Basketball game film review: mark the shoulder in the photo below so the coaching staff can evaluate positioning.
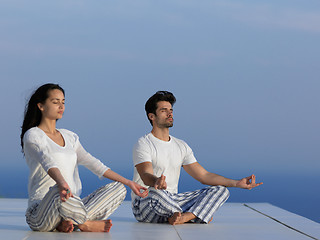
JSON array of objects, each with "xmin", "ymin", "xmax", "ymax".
[
  {"xmin": 171, "ymin": 135, "xmax": 193, "ymax": 151},
  {"xmin": 136, "ymin": 133, "xmax": 152, "ymax": 145},
  {"xmin": 133, "ymin": 134, "xmax": 152, "ymax": 150},
  {"xmin": 171, "ymin": 135, "xmax": 189, "ymax": 146},
  {"xmin": 23, "ymin": 127, "xmax": 44, "ymax": 144}
]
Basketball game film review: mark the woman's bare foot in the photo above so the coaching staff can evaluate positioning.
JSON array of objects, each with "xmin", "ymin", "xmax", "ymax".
[
  {"xmin": 168, "ymin": 212, "xmax": 196, "ymax": 225},
  {"xmin": 78, "ymin": 220, "xmax": 113, "ymax": 232},
  {"xmin": 168, "ymin": 212, "xmax": 181, "ymax": 225},
  {"xmin": 56, "ymin": 220, "xmax": 74, "ymax": 233}
]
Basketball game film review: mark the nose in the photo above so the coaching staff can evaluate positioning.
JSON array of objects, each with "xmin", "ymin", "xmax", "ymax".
[{"xmin": 59, "ymin": 103, "xmax": 64, "ymax": 109}]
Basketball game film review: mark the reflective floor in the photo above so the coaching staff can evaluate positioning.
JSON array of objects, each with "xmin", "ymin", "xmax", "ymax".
[{"xmin": 0, "ymin": 199, "xmax": 319, "ymax": 240}]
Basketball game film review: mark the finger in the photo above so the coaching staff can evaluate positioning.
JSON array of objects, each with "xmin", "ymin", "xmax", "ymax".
[
  {"xmin": 158, "ymin": 176, "xmax": 165, "ymax": 186},
  {"xmin": 251, "ymin": 174, "xmax": 256, "ymax": 184},
  {"xmin": 139, "ymin": 186, "xmax": 148, "ymax": 193},
  {"xmin": 140, "ymin": 189, "xmax": 149, "ymax": 198},
  {"xmin": 60, "ymin": 195, "xmax": 67, "ymax": 202},
  {"xmin": 246, "ymin": 175, "xmax": 253, "ymax": 180},
  {"xmin": 160, "ymin": 175, "xmax": 165, "ymax": 184},
  {"xmin": 159, "ymin": 179, "xmax": 165, "ymax": 187},
  {"xmin": 141, "ymin": 189, "xmax": 149, "ymax": 197},
  {"xmin": 164, "ymin": 182, "xmax": 167, "ymax": 189},
  {"xmin": 159, "ymin": 180, "xmax": 167, "ymax": 189}
]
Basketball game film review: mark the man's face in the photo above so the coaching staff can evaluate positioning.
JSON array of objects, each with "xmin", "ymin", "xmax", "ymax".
[{"xmin": 151, "ymin": 101, "xmax": 174, "ymax": 128}]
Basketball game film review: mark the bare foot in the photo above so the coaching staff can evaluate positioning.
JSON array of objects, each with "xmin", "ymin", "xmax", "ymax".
[
  {"xmin": 56, "ymin": 220, "xmax": 74, "ymax": 233},
  {"xmin": 168, "ymin": 212, "xmax": 196, "ymax": 225},
  {"xmin": 78, "ymin": 220, "xmax": 113, "ymax": 232},
  {"xmin": 168, "ymin": 212, "xmax": 181, "ymax": 225}
]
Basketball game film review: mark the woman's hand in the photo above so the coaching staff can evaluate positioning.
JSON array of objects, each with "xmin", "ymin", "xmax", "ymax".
[
  {"xmin": 127, "ymin": 180, "xmax": 149, "ymax": 198},
  {"xmin": 58, "ymin": 182, "xmax": 74, "ymax": 202}
]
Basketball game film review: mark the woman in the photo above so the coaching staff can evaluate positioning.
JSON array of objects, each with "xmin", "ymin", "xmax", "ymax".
[{"xmin": 21, "ymin": 83, "xmax": 148, "ymax": 233}]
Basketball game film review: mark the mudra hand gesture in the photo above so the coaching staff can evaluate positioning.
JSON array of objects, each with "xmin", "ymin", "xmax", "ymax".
[{"xmin": 236, "ymin": 174, "xmax": 263, "ymax": 190}]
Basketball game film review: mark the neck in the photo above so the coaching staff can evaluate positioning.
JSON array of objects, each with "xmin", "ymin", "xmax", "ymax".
[
  {"xmin": 151, "ymin": 127, "xmax": 170, "ymax": 142},
  {"xmin": 38, "ymin": 119, "xmax": 57, "ymax": 134}
]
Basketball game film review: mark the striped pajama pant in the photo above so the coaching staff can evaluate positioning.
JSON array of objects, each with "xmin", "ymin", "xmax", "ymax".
[
  {"xmin": 25, "ymin": 181, "xmax": 126, "ymax": 232},
  {"xmin": 132, "ymin": 185, "xmax": 229, "ymax": 224}
]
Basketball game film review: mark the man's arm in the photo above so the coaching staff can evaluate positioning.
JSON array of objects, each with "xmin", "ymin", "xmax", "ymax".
[
  {"xmin": 183, "ymin": 162, "xmax": 263, "ymax": 189},
  {"xmin": 135, "ymin": 162, "xmax": 167, "ymax": 189}
]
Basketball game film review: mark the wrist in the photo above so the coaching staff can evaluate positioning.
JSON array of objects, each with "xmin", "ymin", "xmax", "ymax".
[
  {"xmin": 57, "ymin": 180, "xmax": 67, "ymax": 187},
  {"xmin": 232, "ymin": 180, "xmax": 239, "ymax": 188},
  {"xmin": 123, "ymin": 179, "xmax": 131, "ymax": 186}
]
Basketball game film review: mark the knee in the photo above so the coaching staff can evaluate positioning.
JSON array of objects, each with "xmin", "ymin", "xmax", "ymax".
[
  {"xmin": 218, "ymin": 186, "xmax": 230, "ymax": 200},
  {"xmin": 222, "ymin": 186, "xmax": 230, "ymax": 198},
  {"xmin": 208, "ymin": 185, "xmax": 230, "ymax": 198},
  {"xmin": 113, "ymin": 182, "xmax": 127, "ymax": 199},
  {"xmin": 148, "ymin": 188, "xmax": 168, "ymax": 200}
]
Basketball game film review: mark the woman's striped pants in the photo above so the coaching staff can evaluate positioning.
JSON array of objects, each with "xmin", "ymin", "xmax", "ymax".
[{"xmin": 26, "ymin": 181, "xmax": 126, "ymax": 231}]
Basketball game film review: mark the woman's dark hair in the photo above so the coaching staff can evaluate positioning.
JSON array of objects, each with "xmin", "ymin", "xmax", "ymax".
[
  {"xmin": 145, "ymin": 91, "xmax": 176, "ymax": 126},
  {"xmin": 20, "ymin": 83, "xmax": 65, "ymax": 150}
]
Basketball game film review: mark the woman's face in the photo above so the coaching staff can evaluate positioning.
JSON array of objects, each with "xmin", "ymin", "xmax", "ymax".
[{"xmin": 38, "ymin": 89, "xmax": 65, "ymax": 121}]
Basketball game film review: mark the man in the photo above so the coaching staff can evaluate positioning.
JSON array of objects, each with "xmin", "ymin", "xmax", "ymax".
[{"xmin": 131, "ymin": 91, "xmax": 262, "ymax": 225}]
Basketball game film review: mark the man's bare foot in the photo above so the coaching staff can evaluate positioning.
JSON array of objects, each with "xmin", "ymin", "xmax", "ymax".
[
  {"xmin": 56, "ymin": 220, "xmax": 74, "ymax": 233},
  {"xmin": 168, "ymin": 212, "xmax": 196, "ymax": 225},
  {"xmin": 78, "ymin": 220, "xmax": 113, "ymax": 232}
]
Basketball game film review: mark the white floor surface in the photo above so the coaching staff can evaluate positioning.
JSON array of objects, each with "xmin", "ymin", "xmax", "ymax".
[{"xmin": 0, "ymin": 199, "xmax": 319, "ymax": 240}]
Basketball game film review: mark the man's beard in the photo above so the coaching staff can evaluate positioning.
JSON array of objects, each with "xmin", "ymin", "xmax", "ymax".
[
  {"xmin": 162, "ymin": 120, "xmax": 173, "ymax": 128},
  {"xmin": 158, "ymin": 120, "xmax": 173, "ymax": 128}
]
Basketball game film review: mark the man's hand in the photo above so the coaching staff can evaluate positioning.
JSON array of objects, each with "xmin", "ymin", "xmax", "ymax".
[
  {"xmin": 128, "ymin": 181, "xmax": 149, "ymax": 198},
  {"xmin": 154, "ymin": 174, "xmax": 167, "ymax": 190},
  {"xmin": 236, "ymin": 174, "xmax": 263, "ymax": 190}
]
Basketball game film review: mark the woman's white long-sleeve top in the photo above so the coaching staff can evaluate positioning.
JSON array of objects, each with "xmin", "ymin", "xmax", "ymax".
[{"xmin": 23, "ymin": 127, "xmax": 109, "ymax": 207}]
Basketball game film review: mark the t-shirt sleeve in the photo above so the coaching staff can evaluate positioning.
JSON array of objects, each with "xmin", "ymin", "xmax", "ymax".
[
  {"xmin": 23, "ymin": 132, "xmax": 58, "ymax": 172},
  {"xmin": 133, "ymin": 138, "xmax": 152, "ymax": 166},
  {"xmin": 74, "ymin": 134, "xmax": 109, "ymax": 179},
  {"xmin": 182, "ymin": 141, "xmax": 197, "ymax": 166}
]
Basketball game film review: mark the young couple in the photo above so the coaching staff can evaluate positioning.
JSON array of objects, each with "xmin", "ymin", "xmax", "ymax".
[{"xmin": 21, "ymin": 84, "xmax": 262, "ymax": 233}]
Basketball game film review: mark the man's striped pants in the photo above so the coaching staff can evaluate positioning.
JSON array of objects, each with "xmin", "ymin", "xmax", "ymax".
[{"xmin": 132, "ymin": 185, "xmax": 229, "ymax": 224}]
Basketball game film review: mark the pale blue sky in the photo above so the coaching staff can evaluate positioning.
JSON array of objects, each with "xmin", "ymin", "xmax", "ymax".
[{"xmin": 0, "ymin": 0, "xmax": 319, "ymax": 221}]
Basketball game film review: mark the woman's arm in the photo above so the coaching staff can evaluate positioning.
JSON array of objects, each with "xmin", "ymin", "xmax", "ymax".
[
  {"xmin": 48, "ymin": 167, "xmax": 73, "ymax": 201},
  {"xmin": 103, "ymin": 169, "xmax": 148, "ymax": 198}
]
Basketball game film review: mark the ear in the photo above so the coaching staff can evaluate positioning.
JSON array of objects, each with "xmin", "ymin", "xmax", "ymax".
[
  {"xmin": 148, "ymin": 113, "xmax": 155, "ymax": 122},
  {"xmin": 37, "ymin": 103, "xmax": 44, "ymax": 112}
]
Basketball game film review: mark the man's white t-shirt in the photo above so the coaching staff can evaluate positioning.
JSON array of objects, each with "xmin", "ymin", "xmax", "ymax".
[
  {"xmin": 132, "ymin": 133, "xmax": 197, "ymax": 200},
  {"xmin": 23, "ymin": 127, "xmax": 109, "ymax": 207}
]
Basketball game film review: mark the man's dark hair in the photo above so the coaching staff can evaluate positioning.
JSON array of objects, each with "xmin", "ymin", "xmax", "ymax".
[{"xmin": 145, "ymin": 91, "xmax": 176, "ymax": 126}]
